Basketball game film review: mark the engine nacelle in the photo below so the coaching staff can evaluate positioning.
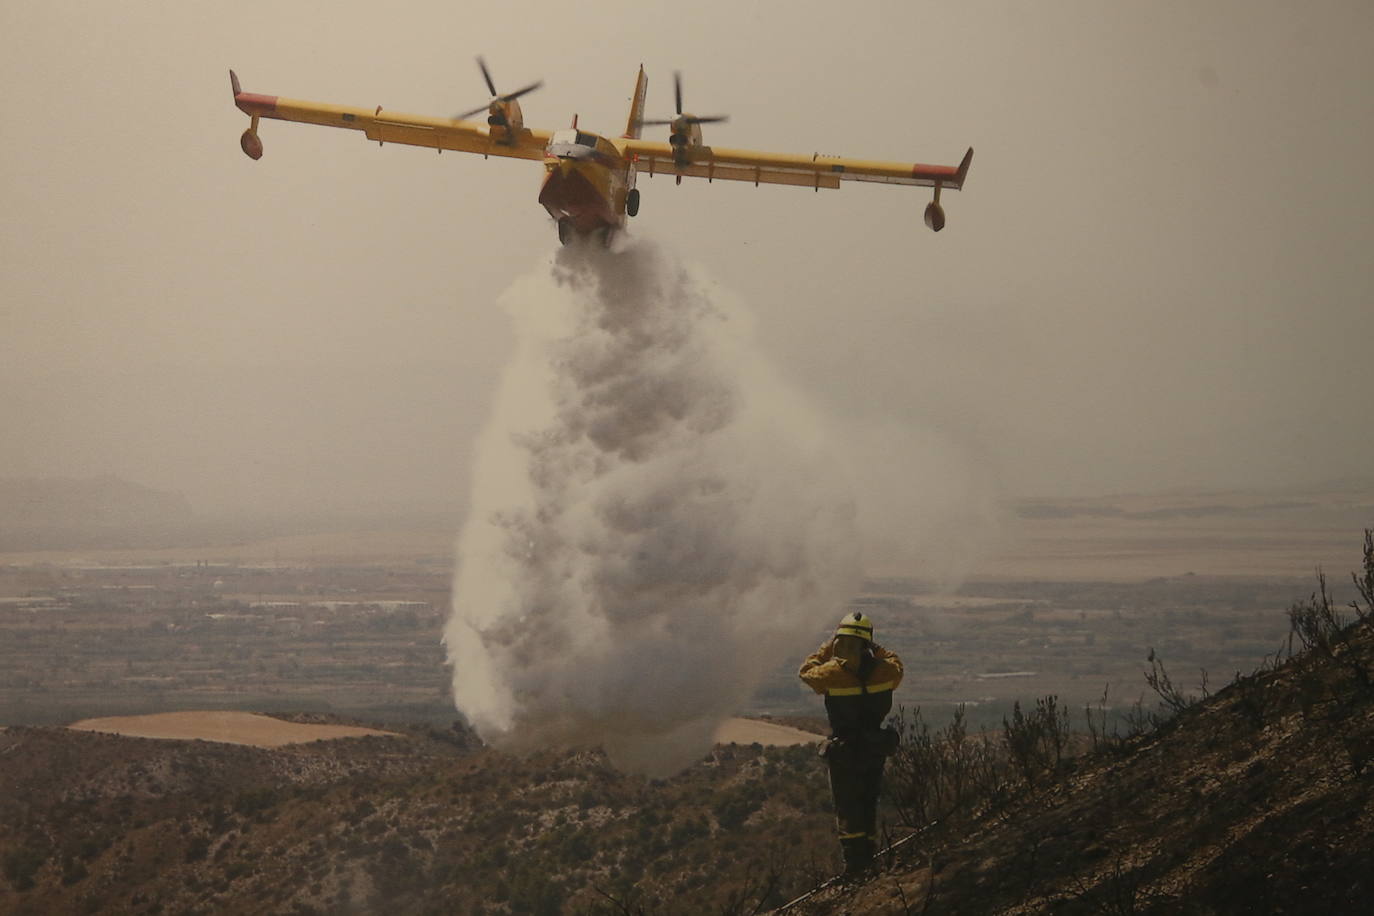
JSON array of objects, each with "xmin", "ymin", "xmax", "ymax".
[
  {"xmin": 240, "ymin": 128, "xmax": 263, "ymax": 160},
  {"xmin": 923, "ymin": 199, "xmax": 946, "ymax": 232},
  {"xmin": 487, "ymin": 98, "xmax": 526, "ymax": 145}
]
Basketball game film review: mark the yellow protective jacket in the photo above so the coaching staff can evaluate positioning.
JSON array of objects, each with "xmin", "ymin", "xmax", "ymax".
[
  {"xmin": 798, "ymin": 641, "xmax": 904, "ymax": 741},
  {"xmin": 799, "ymin": 641, "xmax": 904, "ymax": 696}
]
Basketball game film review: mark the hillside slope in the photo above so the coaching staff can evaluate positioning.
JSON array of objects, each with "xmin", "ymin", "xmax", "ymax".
[
  {"xmin": 0, "ymin": 717, "xmax": 837, "ymax": 914},
  {"xmin": 796, "ymin": 621, "xmax": 1374, "ymax": 914}
]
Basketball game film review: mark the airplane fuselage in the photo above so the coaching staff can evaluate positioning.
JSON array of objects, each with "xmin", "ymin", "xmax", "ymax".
[{"xmin": 538, "ymin": 129, "xmax": 633, "ymax": 240}]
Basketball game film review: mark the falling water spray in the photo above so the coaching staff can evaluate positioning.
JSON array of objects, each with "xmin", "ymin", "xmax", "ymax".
[{"xmin": 443, "ymin": 238, "xmax": 861, "ymax": 776}]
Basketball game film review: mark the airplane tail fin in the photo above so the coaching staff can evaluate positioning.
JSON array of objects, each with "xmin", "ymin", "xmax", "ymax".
[{"xmin": 622, "ymin": 65, "xmax": 648, "ymax": 139}]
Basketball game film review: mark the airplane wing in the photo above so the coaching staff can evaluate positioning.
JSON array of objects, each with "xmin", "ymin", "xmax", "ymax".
[
  {"xmin": 231, "ymin": 71, "xmax": 552, "ymax": 162},
  {"xmin": 623, "ymin": 139, "xmax": 972, "ymax": 192}
]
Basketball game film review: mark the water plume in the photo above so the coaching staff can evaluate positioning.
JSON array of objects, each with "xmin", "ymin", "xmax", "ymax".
[{"xmin": 444, "ymin": 238, "xmax": 860, "ymax": 776}]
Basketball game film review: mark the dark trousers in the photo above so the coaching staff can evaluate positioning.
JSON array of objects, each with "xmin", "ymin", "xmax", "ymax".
[{"xmin": 825, "ymin": 739, "xmax": 887, "ymax": 867}]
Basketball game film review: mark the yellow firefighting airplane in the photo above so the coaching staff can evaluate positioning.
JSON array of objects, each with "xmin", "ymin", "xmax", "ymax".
[{"xmin": 230, "ymin": 62, "xmax": 972, "ymax": 244}]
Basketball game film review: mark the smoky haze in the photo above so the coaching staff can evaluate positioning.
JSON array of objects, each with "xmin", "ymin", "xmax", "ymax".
[{"xmin": 2, "ymin": 0, "xmax": 1372, "ymax": 521}]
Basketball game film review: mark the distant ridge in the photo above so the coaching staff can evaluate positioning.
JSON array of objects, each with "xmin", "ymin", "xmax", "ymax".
[{"xmin": 0, "ymin": 476, "xmax": 193, "ymax": 550}]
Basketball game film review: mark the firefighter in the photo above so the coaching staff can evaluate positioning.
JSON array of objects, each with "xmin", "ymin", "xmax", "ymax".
[{"xmin": 798, "ymin": 611, "xmax": 904, "ymax": 876}]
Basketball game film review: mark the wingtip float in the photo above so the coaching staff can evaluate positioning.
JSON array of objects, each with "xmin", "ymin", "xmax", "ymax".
[
  {"xmin": 921, "ymin": 147, "xmax": 974, "ymax": 232},
  {"xmin": 228, "ymin": 64, "xmax": 972, "ymax": 244},
  {"xmin": 229, "ymin": 69, "xmax": 269, "ymax": 160}
]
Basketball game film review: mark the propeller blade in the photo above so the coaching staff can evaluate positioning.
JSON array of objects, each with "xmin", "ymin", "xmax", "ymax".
[
  {"xmin": 477, "ymin": 57, "xmax": 497, "ymax": 98},
  {"xmin": 454, "ymin": 103, "xmax": 491, "ymax": 120},
  {"xmin": 458, "ymin": 59, "xmax": 542, "ymax": 121},
  {"xmin": 637, "ymin": 75, "xmax": 728, "ymax": 131},
  {"xmin": 499, "ymin": 80, "xmax": 543, "ymax": 102}
]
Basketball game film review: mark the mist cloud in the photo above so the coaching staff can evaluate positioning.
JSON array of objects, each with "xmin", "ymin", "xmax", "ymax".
[{"xmin": 444, "ymin": 240, "xmax": 860, "ymax": 775}]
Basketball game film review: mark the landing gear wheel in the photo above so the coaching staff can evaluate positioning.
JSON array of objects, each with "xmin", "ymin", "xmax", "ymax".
[
  {"xmin": 557, "ymin": 218, "xmax": 574, "ymax": 245},
  {"xmin": 599, "ymin": 226, "xmax": 615, "ymax": 249},
  {"xmin": 626, "ymin": 188, "xmax": 640, "ymax": 218}
]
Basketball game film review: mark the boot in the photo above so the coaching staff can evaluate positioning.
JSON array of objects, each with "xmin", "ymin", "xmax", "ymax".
[{"xmin": 839, "ymin": 835, "xmax": 874, "ymax": 878}]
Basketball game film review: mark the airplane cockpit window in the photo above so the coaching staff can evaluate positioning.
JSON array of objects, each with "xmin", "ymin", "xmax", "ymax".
[{"xmin": 548, "ymin": 129, "xmax": 602, "ymax": 160}]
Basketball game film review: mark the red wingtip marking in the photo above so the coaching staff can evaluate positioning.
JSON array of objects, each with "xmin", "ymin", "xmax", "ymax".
[
  {"xmin": 912, "ymin": 164, "xmax": 959, "ymax": 181},
  {"xmin": 234, "ymin": 92, "xmax": 278, "ymax": 116}
]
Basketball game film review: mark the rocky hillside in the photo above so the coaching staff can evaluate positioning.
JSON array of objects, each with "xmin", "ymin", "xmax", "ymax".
[{"xmin": 0, "ymin": 716, "xmax": 837, "ymax": 914}]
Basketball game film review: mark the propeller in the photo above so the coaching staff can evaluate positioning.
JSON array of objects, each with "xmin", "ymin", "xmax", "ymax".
[
  {"xmin": 454, "ymin": 57, "xmax": 543, "ymax": 121},
  {"xmin": 637, "ymin": 72, "xmax": 729, "ymax": 129}
]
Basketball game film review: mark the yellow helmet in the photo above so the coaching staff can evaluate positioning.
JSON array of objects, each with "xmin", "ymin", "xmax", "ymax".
[{"xmin": 835, "ymin": 611, "xmax": 874, "ymax": 643}]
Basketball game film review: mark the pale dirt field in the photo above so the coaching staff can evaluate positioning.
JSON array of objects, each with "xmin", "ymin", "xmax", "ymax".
[
  {"xmin": 67, "ymin": 711, "xmax": 399, "ymax": 747},
  {"xmin": 62, "ymin": 712, "xmax": 818, "ymax": 749}
]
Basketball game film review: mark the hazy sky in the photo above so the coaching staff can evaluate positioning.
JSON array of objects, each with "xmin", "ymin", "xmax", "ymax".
[{"xmin": 3, "ymin": 0, "xmax": 1371, "ymax": 517}]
